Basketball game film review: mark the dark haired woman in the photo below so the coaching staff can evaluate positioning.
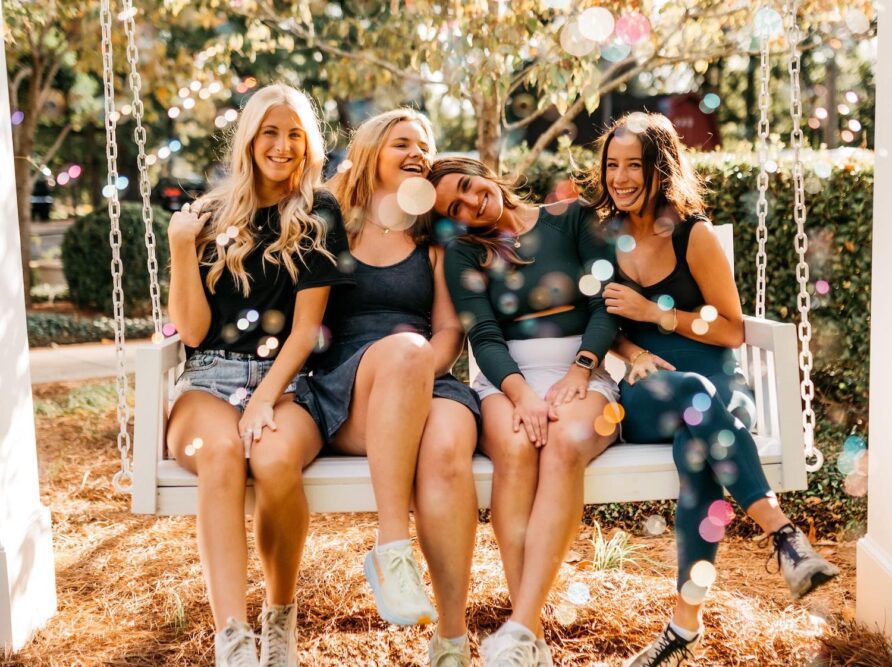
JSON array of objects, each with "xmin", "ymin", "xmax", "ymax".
[
  {"xmin": 586, "ymin": 112, "xmax": 838, "ymax": 667},
  {"xmin": 429, "ymin": 157, "xmax": 620, "ymax": 667}
]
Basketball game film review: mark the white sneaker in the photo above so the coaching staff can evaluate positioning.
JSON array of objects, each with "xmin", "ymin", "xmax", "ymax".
[
  {"xmin": 215, "ymin": 617, "xmax": 259, "ymax": 667},
  {"xmin": 259, "ymin": 603, "xmax": 298, "ymax": 667},
  {"xmin": 480, "ymin": 623, "xmax": 540, "ymax": 667},
  {"xmin": 535, "ymin": 638, "xmax": 553, "ymax": 666},
  {"xmin": 363, "ymin": 542, "xmax": 437, "ymax": 626},
  {"xmin": 429, "ymin": 632, "xmax": 471, "ymax": 667}
]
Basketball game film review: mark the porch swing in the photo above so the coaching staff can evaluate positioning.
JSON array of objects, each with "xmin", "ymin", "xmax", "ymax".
[{"xmin": 99, "ymin": 0, "xmax": 821, "ymax": 515}]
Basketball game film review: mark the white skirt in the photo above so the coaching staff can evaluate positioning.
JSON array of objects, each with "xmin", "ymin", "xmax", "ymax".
[{"xmin": 472, "ymin": 336, "xmax": 620, "ymax": 403}]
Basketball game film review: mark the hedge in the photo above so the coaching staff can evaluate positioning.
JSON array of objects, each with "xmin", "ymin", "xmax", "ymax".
[
  {"xmin": 62, "ymin": 202, "xmax": 171, "ymax": 315},
  {"xmin": 490, "ymin": 145, "xmax": 874, "ymax": 538},
  {"xmin": 27, "ymin": 312, "xmax": 156, "ymax": 348}
]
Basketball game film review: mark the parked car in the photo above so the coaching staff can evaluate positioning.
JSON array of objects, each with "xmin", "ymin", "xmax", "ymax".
[
  {"xmin": 31, "ymin": 178, "xmax": 53, "ymax": 221},
  {"xmin": 151, "ymin": 177, "xmax": 208, "ymax": 212}
]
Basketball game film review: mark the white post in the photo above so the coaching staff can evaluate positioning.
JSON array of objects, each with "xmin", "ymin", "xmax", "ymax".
[
  {"xmin": 0, "ymin": 0, "xmax": 58, "ymax": 651},
  {"xmin": 858, "ymin": 6, "xmax": 892, "ymax": 639}
]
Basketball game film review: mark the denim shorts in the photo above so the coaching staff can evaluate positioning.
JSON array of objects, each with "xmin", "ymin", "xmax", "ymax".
[{"xmin": 172, "ymin": 349, "xmax": 301, "ymax": 412}]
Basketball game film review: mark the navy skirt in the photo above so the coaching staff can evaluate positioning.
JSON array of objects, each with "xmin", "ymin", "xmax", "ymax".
[{"xmin": 295, "ymin": 341, "xmax": 481, "ymax": 442}]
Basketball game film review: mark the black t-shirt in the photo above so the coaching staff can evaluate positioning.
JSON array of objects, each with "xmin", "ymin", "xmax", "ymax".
[{"xmin": 190, "ymin": 189, "xmax": 353, "ymax": 357}]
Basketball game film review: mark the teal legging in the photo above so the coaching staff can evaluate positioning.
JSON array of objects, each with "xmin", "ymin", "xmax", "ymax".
[{"xmin": 619, "ymin": 369, "xmax": 773, "ymax": 590}]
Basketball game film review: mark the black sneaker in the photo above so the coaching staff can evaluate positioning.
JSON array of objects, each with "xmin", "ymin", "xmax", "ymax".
[
  {"xmin": 623, "ymin": 624, "xmax": 701, "ymax": 667},
  {"xmin": 769, "ymin": 523, "xmax": 840, "ymax": 600}
]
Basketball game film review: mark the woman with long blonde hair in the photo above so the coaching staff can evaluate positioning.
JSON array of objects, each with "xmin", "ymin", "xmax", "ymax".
[
  {"xmin": 295, "ymin": 109, "xmax": 480, "ymax": 666},
  {"xmin": 166, "ymin": 83, "xmax": 352, "ymax": 667}
]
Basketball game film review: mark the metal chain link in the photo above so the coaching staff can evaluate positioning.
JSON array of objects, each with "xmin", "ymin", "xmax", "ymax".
[
  {"xmin": 755, "ymin": 28, "xmax": 771, "ymax": 319},
  {"xmin": 100, "ymin": 0, "xmax": 134, "ymax": 493},
  {"xmin": 785, "ymin": 2, "xmax": 822, "ymax": 473},
  {"xmin": 121, "ymin": 0, "xmax": 163, "ymax": 335}
]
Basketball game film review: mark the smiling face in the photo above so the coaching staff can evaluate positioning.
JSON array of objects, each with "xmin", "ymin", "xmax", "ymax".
[
  {"xmin": 605, "ymin": 132, "xmax": 657, "ymax": 215},
  {"xmin": 251, "ymin": 104, "xmax": 307, "ymax": 191},
  {"xmin": 375, "ymin": 120, "xmax": 432, "ymax": 192},
  {"xmin": 433, "ymin": 173, "xmax": 504, "ymax": 227}
]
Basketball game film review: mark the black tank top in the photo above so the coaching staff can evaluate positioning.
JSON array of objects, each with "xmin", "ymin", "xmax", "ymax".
[
  {"xmin": 313, "ymin": 244, "xmax": 434, "ymax": 372},
  {"xmin": 616, "ymin": 215, "xmax": 735, "ymax": 376}
]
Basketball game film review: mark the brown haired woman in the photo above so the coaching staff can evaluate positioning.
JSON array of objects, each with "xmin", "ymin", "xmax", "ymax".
[
  {"xmin": 429, "ymin": 157, "xmax": 620, "ymax": 666},
  {"xmin": 588, "ymin": 112, "xmax": 838, "ymax": 667}
]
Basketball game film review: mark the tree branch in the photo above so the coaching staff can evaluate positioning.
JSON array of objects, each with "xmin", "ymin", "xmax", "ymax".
[
  {"xmin": 37, "ymin": 123, "xmax": 72, "ymax": 169},
  {"xmin": 10, "ymin": 66, "xmax": 32, "ymax": 111},
  {"xmin": 503, "ymin": 103, "xmax": 553, "ymax": 132},
  {"xmin": 254, "ymin": 5, "xmax": 440, "ymax": 87}
]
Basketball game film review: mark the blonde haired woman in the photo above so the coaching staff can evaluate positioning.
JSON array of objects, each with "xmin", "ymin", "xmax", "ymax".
[
  {"xmin": 296, "ymin": 109, "xmax": 480, "ymax": 666},
  {"xmin": 166, "ymin": 83, "xmax": 352, "ymax": 667}
]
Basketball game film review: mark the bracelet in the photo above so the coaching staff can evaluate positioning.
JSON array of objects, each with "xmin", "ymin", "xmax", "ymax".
[{"xmin": 630, "ymin": 349, "xmax": 650, "ymax": 365}]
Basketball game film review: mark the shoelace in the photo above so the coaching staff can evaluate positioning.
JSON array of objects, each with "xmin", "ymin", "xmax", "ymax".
[
  {"xmin": 220, "ymin": 626, "xmax": 258, "ymax": 667},
  {"xmin": 486, "ymin": 635, "xmax": 539, "ymax": 667},
  {"xmin": 645, "ymin": 630, "xmax": 696, "ymax": 666},
  {"xmin": 382, "ymin": 548, "xmax": 425, "ymax": 597},
  {"xmin": 765, "ymin": 524, "xmax": 801, "ymax": 575},
  {"xmin": 261, "ymin": 608, "xmax": 290, "ymax": 665}
]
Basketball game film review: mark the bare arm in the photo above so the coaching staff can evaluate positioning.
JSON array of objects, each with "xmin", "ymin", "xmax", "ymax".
[
  {"xmin": 167, "ymin": 207, "xmax": 212, "ymax": 347},
  {"xmin": 238, "ymin": 286, "xmax": 331, "ymax": 447},
  {"xmin": 681, "ymin": 221, "xmax": 745, "ymax": 348},
  {"xmin": 428, "ymin": 246, "xmax": 465, "ymax": 377},
  {"xmin": 603, "ymin": 222, "xmax": 744, "ymax": 349}
]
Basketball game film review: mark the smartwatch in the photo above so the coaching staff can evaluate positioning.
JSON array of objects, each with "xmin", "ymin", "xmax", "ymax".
[{"xmin": 574, "ymin": 354, "xmax": 596, "ymax": 372}]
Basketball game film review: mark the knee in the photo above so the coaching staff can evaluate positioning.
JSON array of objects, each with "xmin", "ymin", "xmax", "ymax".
[
  {"xmin": 250, "ymin": 441, "xmax": 304, "ymax": 491},
  {"xmin": 373, "ymin": 333, "xmax": 434, "ymax": 381},
  {"xmin": 193, "ymin": 437, "xmax": 246, "ymax": 486},
  {"xmin": 541, "ymin": 421, "xmax": 596, "ymax": 471},
  {"xmin": 489, "ymin": 432, "xmax": 538, "ymax": 476},
  {"xmin": 418, "ymin": 434, "xmax": 472, "ymax": 486}
]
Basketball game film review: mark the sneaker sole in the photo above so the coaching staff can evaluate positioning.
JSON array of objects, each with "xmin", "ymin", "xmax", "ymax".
[
  {"xmin": 794, "ymin": 568, "xmax": 839, "ymax": 600},
  {"xmin": 363, "ymin": 552, "xmax": 436, "ymax": 627}
]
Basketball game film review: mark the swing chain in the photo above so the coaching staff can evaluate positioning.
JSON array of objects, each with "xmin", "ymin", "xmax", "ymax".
[
  {"xmin": 121, "ymin": 0, "xmax": 163, "ymax": 335},
  {"xmin": 785, "ymin": 2, "xmax": 820, "ymax": 472},
  {"xmin": 100, "ymin": 0, "xmax": 134, "ymax": 493},
  {"xmin": 755, "ymin": 28, "xmax": 771, "ymax": 320}
]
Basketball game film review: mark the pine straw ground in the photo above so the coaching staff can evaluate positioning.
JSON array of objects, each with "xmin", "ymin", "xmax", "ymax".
[{"xmin": 4, "ymin": 378, "xmax": 889, "ymax": 667}]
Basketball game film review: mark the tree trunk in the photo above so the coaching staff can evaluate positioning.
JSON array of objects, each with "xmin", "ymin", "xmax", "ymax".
[
  {"xmin": 14, "ymin": 71, "xmax": 43, "ymax": 307},
  {"xmin": 474, "ymin": 92, "xmax": 502, "ymax": 173}
]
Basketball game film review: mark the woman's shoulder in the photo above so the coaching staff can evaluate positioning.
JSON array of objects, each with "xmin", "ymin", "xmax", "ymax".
[
  {"xmin": 311, "ymin": 188, "xmax": 340, "ymax": 213},
  {"xmin": 444, "ymin": 236, "xmax": 486, "ymax": 264}
]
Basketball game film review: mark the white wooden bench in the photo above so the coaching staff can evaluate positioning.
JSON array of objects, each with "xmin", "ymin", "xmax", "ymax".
[{"xmin": 131, "ymin": 225, "xmax": 807, "ymax": 515}]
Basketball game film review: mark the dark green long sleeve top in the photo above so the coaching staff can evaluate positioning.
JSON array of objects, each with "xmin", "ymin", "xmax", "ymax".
[{"xmin": 444, "ymin": 200, "xmax": 618, "ymax": 390}]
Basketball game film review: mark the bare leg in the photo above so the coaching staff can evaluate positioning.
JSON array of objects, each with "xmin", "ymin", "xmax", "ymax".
[
  {"xmin": 414, "ymin": 398, "xmax": 478, "ymax": 638},
  {"xmin": 479, "ymin": 394, "xmax": 539, "ymax": 608},
  {"xmin": 509, "ymin": 393, "xmax": 614, "ymax": 631},
  {"xmin": 250, "ymin": 398, "xmax": 324, "ymax": 605},
  {"xmin": 168, "ymin": 391, "xmax": 247, "ymax": 631},
  {"xmin": 331, "ymin": 332, "xmax": 434, "ymax": 543}
]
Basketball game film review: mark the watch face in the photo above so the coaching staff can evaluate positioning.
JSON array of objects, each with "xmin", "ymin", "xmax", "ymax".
[{"xmin": 576, "ymin": 355, "xmax": 594, "ymax": 369}]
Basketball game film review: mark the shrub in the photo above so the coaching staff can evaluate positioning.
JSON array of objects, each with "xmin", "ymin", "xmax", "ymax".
[
  {"xmin": 498, "ymin": 145, "xmax": 874, "ymax": 537},
  {"xmin": 62, "ymin": 202, "xmax": 170, "ymax": 315},
  {"xmin": 27, "ymin": 312, "xmax": 156, "ymax": 348}
]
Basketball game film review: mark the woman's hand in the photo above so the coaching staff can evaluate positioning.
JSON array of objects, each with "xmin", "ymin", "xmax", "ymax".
[
  {"xmin": 168, "ymin": 202, "xmax": 211, "ymax": 247},
  {"xmin": 545, "ymin": 365, "xmax": 590, "ymax": 406},
  {"xmin": 603, "ymin": 283, "xmax": 659, "ymax": 323},
  {"xmin": 238, "ymin": 397, "xmax": 277, "ymax": 454},
  {"xmin": 511, "ymin": 387, "xmax": 559, "ymax": 447},
  {"xmin": 627, "ymin": 351, "xmax": 676, "ymax": 385}
]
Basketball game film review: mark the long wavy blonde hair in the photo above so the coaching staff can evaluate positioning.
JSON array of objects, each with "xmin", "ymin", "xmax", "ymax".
[
  {"xmin": 326, "ymin": 108, "xmax": 435, "ymax": 244},
  {"xmin": 196, "ymin": 83, "xmax": 331, "ymax": 295}
]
